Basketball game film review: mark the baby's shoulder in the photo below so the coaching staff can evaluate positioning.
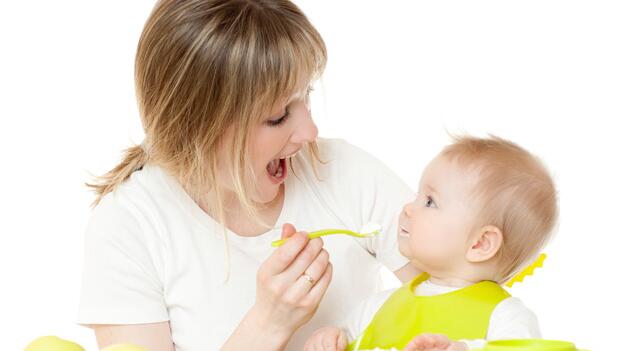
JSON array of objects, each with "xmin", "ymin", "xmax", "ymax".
[{"xmin": 492, "ymin": 296, "xmax": 539, "ymax": 323}]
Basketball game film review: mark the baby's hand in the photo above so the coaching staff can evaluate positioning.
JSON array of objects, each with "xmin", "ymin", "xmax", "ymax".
[
  {"xmin": 404, "ymin": 333, "xmax": 468, "ymax": 351},
  {"xmin": 303, "ymin": 326, "xmax": 348, "ymax": 351}
]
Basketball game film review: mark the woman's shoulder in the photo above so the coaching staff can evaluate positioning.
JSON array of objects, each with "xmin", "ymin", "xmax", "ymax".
[
  {"xmin": 311, "ymin": 138, "xmax": 394, "ymax": 177},
  {"xmin": 316, "ymin": 138, "xmax": 375, "ymax": 162},
  {"xmin": 293, "ymin": 138, "xmax": 410, "ymax": 197},
  {"xmin": 86, "ymin": 164, "xmax": 176, "ymax": 242},
  {"xmin": 97, "ymin": 163, "xmax": 176, "ymax": 208}
]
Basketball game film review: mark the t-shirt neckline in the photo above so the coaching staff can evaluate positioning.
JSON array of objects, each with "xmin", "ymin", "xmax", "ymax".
[{"xmin": 147, "ymin": 163, "xmax": 293, "ymax": 244}]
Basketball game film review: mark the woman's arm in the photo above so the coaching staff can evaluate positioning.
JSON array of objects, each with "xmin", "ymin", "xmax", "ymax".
[
  {"xmin": 219, "ymin": 306, "xmax": 292, "ymax": 351},
  {"xmin": 90, "ymin": 311, "xmax": 291, "ymax": 351},
  {"xmin": 91, "ymin": 322, "xmax": 175, "ymax": 351}
]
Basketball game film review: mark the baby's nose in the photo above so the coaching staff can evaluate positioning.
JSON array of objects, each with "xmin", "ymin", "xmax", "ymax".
[{"xmin": 403, "ymin": 203, "xmax": 413, "ymax": 217}]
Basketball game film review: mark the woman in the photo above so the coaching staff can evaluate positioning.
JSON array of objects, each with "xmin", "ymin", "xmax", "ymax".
[{"xmin": 77, "ymin": 0, "xmax": 419, "ymax": 350}]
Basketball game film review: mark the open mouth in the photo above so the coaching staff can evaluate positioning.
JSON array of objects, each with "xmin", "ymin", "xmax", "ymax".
[{"xmin": 266, "ymin": 157, "xmax": 287, "ymax": 184}]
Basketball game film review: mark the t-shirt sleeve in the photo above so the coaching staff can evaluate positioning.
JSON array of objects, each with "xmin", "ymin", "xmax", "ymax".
[
  {"xmin": 459, "ymin": 297, "xmax": 541, "ymax": 349},
  {"xmin": 322, "ymin": 139, "xmax": 416, "ymax": 272},
  {"xmin": 363, "ymin": 153, "xmax": 415, "ymax": 272},
  {"xmin": 486, "ymin": 297, "xmax": 541, "ymax": 339},
  {"xmin": 77, "ymin": 193, "xmax": 169, "ymax": 325}
]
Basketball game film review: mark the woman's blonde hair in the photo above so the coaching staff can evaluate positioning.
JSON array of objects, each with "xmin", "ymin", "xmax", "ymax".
[
  {"xmin": 440, "ymin": 135, "xmax": 559, "ymax": 284},
  {"xmin": 86, "ymin": 0, "xmax": 327, "ymax": 229}
]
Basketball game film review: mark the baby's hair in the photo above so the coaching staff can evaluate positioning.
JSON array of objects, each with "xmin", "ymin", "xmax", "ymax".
[{"xmin": 440, "ymin": 134, "xmax": 558, "ymax": 284}]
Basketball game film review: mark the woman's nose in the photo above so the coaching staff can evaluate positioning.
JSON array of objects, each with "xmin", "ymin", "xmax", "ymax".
[{"xmin": 291, "ymin": 111, "xmax": 318, "ymax": 144}]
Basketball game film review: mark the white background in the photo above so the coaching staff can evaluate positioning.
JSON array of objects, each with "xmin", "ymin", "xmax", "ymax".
[{"xmin": 1, "ymin": 1, "xmax": 622, "ymax": 350}]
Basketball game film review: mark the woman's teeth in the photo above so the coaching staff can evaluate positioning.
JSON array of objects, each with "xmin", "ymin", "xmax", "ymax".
[
  {"xmin": 274, "ymin": 159, "xmax": 283, "ymax": 178},
  {"xmin": 267, "ymin": 158, "xmax": 280, "ymax": 175},
  {"xmin": 267, "ymin": 158, "xmax": 285, "ymax": 179}
]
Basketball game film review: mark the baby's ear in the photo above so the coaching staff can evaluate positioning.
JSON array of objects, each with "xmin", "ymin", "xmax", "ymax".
[{"xmin": 466, "ymin": 225, "xmax": 503, "ymax": 263}]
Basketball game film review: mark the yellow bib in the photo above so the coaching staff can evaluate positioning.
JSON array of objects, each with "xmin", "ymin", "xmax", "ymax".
[{"xmin": 348, "ymin": 273, "xmax": 510, "ymax": 350}]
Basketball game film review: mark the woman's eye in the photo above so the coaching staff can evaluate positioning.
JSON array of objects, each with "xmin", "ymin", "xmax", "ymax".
[
  {"xmin": 425, "ymin": 196, "xmax": 437, "ymax": 208},
  {"xmin": 267, "ymin": 110, "xmax": 290, "ymax": 127}
]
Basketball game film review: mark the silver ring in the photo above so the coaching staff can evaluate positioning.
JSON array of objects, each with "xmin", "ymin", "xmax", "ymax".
[{"xmin": 301, "ymin": 273, "xmax": 315, "ymax": 285}]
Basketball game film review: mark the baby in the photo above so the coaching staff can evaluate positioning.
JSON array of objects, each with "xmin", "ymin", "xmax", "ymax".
[{"xmin": 304, "ymin": 135, "xmax": 558, "ymax": 351}]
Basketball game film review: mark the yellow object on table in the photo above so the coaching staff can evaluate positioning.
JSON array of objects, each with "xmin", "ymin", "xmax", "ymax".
[
  {"xmin": 24, "ymin": 336, "xmax": 84, "ymax": 351},
  {"xmin": 24, "ymin": 336, "xmax": 148, "ymax": 351},
  {"xmin": 474, "ymin": 339, "xmax": 588, "ymax": 351},
  {"xmin": 102, "ymin": 344, "xmax": 148, "ymax": 351}
]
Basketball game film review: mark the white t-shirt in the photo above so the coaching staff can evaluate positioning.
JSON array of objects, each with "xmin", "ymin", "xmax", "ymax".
[
  {"xmin": 343, "ymin": 279, "xmax": 541, "ymax": 350},
  {"xmin": 77, "ymin": 138, "xmax": 415, "ymax": 351}
]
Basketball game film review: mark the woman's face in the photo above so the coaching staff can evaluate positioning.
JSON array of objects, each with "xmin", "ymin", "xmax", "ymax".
[
  {"xmin": 219, "ymin": 87, "xmax": 318, "ymax": 206},
  {"xmin": 253, "ymin": 88, "xmax": 317, "ymax": 203}
]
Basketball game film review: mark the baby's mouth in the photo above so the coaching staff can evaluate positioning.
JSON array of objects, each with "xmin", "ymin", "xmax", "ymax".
[{"xmin": 399, "ymin": 224, "xmax": 410, "ymax": 238}]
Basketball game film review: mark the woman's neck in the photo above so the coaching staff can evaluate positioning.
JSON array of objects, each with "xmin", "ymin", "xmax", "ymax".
[{"xmin": 197, "ymin": 184, "xmax": 285, "ymax": 237}]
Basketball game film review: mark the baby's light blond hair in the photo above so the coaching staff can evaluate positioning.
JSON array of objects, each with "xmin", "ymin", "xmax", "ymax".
[{"xmin": 440, "ymin": 135, "xmax": 558, "ymax": 284}]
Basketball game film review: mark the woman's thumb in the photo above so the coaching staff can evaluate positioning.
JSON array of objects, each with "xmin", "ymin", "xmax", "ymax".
[{"xmin": 280, "ymin": 223, "xmax": 297, "ymax": 239}]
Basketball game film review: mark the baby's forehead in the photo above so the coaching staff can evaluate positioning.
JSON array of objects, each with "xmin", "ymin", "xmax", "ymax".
[
  {"xmin": 420, "ymin": 155, "xmax": 483, "ymax": 194},
  {"xmin": 422, "ymin": 154, "xmax": 477, "ymax": 179}
]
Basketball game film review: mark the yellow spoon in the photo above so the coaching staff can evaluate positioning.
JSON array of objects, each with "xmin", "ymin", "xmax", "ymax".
[{"xmin": 271, "ymin": 222, "xmax": 382, "ymax": 247}]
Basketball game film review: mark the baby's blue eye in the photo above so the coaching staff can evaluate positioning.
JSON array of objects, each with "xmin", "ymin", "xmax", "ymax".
[{"xmin": 425, "ymin": 196, "xmax": 437, "ymax": 208}]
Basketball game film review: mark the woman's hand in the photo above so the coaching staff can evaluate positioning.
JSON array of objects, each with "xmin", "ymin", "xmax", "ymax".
[
  {"xmin": 253, "ymin": 223, "xmax": 333, "ymax": 338},
  {"xmin": 221, "ymin": 223, "xmax": 332, "ymax": 351},
  {"xmin": 303, "ymin": 326, "xmax": 348, "ymax": 351}
]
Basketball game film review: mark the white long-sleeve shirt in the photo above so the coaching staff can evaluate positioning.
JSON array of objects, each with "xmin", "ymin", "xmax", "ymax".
[{"xmin": 342, "ymin": 279, "xmax": 541, "ymax": 350}]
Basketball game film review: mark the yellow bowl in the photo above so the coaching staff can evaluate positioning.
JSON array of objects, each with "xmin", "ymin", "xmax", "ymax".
[{"xmin": 479, "ymin": 339, "xmax": 586, "ymax": 351}]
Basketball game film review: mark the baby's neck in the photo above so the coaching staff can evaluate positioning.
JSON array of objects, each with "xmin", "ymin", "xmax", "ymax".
[{"xmin": 427, "ymin": 274, "xmax": 478, "ymax": 288}]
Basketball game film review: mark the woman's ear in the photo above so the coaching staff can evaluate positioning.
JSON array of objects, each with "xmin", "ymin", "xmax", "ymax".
[{"xmin": 466, "ymin": 225, "xmax": 503, "ymax": 263}]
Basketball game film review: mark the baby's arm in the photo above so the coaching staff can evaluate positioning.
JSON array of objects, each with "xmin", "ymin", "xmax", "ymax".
[
  {"xmin": 303, "ymin": 326, "xmax": 348, "ymax": 351},
  {"xmin": 304, "ymin": 289, "xmax": 395, "ymax": 350},
  {"xmin": 484, "ymin": 297, "xmax": 541, "ymax": 339}
]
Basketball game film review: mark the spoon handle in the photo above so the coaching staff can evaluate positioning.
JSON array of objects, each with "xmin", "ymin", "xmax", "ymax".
[{"xmin": 271, "ymin": 229, "xmax": 362, "ymax": 247}]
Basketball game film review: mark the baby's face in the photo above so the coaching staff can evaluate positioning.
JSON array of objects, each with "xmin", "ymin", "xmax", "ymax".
[{"xmin": 398, "ymin": 155, "xmax": 480, "ymax": 274}]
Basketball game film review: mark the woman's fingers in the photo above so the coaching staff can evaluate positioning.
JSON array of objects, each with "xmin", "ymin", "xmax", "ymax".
[
  {"xmin": 261, "ymin": 230, "xmax": 309, "ymax": 277},
  {"xmin": 301, "ymin": 261, "xmax": 332, "ymax": 308},
  {"xmin": 282, "ymin": 246, "xmax": 329, "ymax": 301},
  {"xmin": 281, "ymin": 223, "xmax": 297, "ymax": 239},
  {"xmin": 279, "ymin": 236, "xmax": 324, "ymax": 282}
]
